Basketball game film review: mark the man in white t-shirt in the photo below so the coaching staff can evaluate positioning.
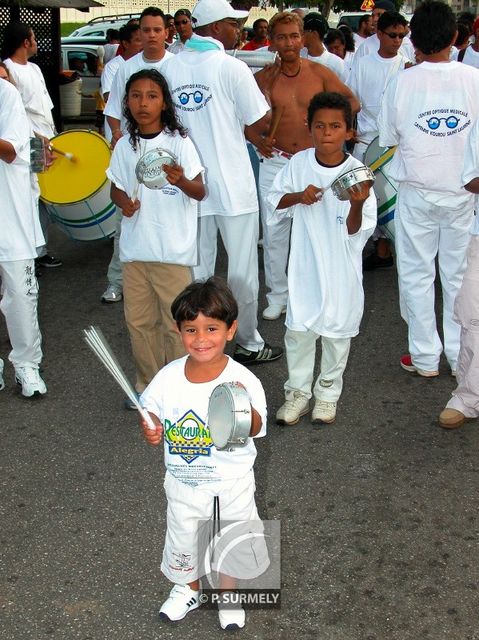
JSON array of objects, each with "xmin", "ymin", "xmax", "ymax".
[
  {"xmin": 161, "ymin": 0, "xmax": 283, "ymax": 365},
  {"xmin": 100, "ymin": 22, "xmax": 142, "ymax": 305},
  {"xmin": 353, "ymin": 14, "xmax": 373, "ymax": 49},
  {"xmin": 353, "ymin": 0, "xmax": 414, "ymax": 62},
  {"xmin": 302, "ymin": 12, "xmax": 346, "ymax": 80},
  {"xmin": 438, "ymin": 119, "xmax": 479, "ymax": 430},
  {"xmin": 3, "ymin": 22, "xmax": 61, "ymax": 271},
  {"xmin": 105, "ymin": 7, "xmax": 174, "ymax": 146},
  {"xmin": 348, "ymin": 11, "xmax": 410, "ymax": 270},
  {"xmin": 252, "ymin": 12, "xmax": 359, "ymax": 321},
  {"xmin": 439, "ymin": 120, "xmax": 479, "ymax": 429},
  {"xmin": 378, "ymin": 0, "xmax": 479, "ymax": 378},
  {"xmin": 0, "ymin": 80, "xmax": 46, "ymax": 397}
]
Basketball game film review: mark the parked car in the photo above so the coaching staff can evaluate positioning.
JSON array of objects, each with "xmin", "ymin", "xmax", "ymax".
[
  {"xmin": 61, "ymin": 43, "xmax": 102, "ymax": 117},
  {"xmin": 68, "ymin": 13, "xmax": 140, "ymax": 39},
  {"xmin": 338, "ymin": 12, "xmax": 370, "ymax": 33}
]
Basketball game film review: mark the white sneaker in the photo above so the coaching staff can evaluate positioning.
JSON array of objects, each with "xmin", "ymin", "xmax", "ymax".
[
  {"xmin": 218, "ymin": 605, "xmax": 246, "ymax": 630},
  {"xmin": 276, "ymin": 392, "xmax": 310, "ymax": 425},
  {"xmin": 312, "ymin": 400, "xmax": 337, "ymax": 425},
  {"xmin": 159, "ymin": 584, "xmax": 200, "ymax": 622},
  {"xmin": 15, "ymin": 366, "xmax": 47, "ymax": 397},
  {"xmin": 101, "ymin": 285, "xmax": 123, "ymax": 303},
  {"xmin": 262, "ymin": 304, "xmax": 286, "ymax": 320},
  {"xmin": 0, "ymin": 358, "xmax": 4, "ymax": 391}
]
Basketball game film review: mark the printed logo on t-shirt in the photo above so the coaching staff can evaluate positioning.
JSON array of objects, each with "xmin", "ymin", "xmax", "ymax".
[
  {"xmin": 164, "ymin": 409, "xmax": 213, "ymax": 463},
  {"xmin": 414, "ymin": 108, "xmax": 471, "ymax": 138},
  {"xmin": 172, "ymin": 84, "xmax": 212, "ymax": 112}
]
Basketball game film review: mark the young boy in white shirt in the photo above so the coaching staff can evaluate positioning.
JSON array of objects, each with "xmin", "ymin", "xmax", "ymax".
[
  {"xmin": 267, "ymin": 92, "xmax": 376, "ymax": 425},
  {"xmin": 140, "ymin": 277, "xmax": 268, "ymax": 630}
]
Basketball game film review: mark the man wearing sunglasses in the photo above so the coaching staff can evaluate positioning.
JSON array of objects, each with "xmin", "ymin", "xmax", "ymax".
[
  {"xmin": 347, "ymin": 11, "xmax": 410, "ymax": 271},
  {"xmin": 168, "ymin": 9, "xmax": 193, "ymax": 54},
  {"xmin": 378, "ymin": 0, "xmax": 479, "ymax": 381},
  {"xmin": 354, "ymin": 0, "xmax": 414, "ymax": 61}
]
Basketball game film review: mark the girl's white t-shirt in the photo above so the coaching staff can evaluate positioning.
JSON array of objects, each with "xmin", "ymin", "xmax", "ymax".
[{"xmin": 107, "ymin": 129, "xmax": 203, "ymax": 264}]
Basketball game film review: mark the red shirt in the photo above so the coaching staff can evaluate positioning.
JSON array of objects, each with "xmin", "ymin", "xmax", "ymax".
[{"xmin": 242, "ymin": 39, "xmax": 270, "ymax": 51}]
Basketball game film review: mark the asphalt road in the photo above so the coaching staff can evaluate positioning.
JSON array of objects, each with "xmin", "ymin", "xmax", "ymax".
[{"xmin": 1, "ymin": 225, "xmax": 478, "ymax": 640}]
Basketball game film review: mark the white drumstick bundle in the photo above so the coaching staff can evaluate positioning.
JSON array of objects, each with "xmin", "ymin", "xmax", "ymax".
[{"xmin": 83, "ymin": 325, "xmax": 156, "ymax": 430}]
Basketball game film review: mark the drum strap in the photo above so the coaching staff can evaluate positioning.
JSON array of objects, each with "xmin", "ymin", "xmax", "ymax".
[{"xmin": 209, "ymin": 495, "xmax": 221, "ymax": 565}]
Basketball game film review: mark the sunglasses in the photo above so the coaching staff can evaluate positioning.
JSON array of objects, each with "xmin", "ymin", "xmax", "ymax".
[
  {"xmin": 382, "ymin": 31, "xmax": 407, "ymax": 39},
  {"xmin": 174, "ymin": 19, "xmax": 189, "ymax": 26}
]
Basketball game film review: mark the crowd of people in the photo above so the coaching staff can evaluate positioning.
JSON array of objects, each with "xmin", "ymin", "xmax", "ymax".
[{"xmin": 1, "ymin": 0, "xmax": 479, "ymax": 630}]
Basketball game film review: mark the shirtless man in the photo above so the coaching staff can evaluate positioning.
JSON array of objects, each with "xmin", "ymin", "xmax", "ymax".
[{"xmin": 249, "ymin": 11, "xmax": 359, "ymax": 320}]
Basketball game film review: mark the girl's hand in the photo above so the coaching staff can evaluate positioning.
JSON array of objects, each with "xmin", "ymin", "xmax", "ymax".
[
  {"xmin": 122, "ymin": 198, "xmax": 140, "ymax": 217},
  {"xmin": 140, "ymin": 411, "xmax": 163, "ymax": 446},
  {"xmin": 163, "ymin": 163, "xmax": 184, "ymax": 186},
  {"xmin": 301, "ymin": 184, "xmax": 323, "ymax": 205}
]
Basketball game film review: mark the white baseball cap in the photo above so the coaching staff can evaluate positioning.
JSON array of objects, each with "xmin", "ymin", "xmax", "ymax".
[{"xmin": 191, "ymin": 0, "xmax": 249, "ymax": 28}]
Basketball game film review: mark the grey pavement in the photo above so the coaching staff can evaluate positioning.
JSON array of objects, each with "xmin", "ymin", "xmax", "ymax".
[{"xmin": 1, "ymin": 226, "xmax": 478, "ymax": 640}]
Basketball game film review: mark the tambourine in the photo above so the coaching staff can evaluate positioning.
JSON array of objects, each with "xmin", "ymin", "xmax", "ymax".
[
  {"xmin": 135, "ymin": 147, "xmax": 177, "ymax": 190},
  {"xmin": 330, "ymin": 165, "xmax": 375, "ymax": 201},
  {"xmin": 207, "ymin": 382, "xmax": 252, "ymax": 452}
]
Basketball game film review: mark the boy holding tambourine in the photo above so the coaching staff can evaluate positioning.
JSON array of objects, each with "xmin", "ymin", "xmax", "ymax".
[{"xmin": 139, "ymin": 277, "xmax": 268, "ymax": 631}]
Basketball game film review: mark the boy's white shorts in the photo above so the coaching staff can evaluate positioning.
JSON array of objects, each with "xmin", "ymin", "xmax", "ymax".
[{"xmin": 161, "ymin": 470, "xmax": 269, "ymax": 585}]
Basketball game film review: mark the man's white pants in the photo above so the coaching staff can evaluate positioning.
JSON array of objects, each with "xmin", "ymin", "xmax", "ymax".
[
  {"xmin": 446, "ymin": 235, "xmax": 479, "ymax": 418},
  {"xmin": 0, "ymin": 259, "xmax": 42, "ymax": 367},
  {"xmin": 395, "ymin": 184, "xmax": 472, "ymax": 371},
  {"xmin": 284, "ymin": 328, "xmax": 351, "ymax": 402},
  {"xmin": 193, "ymin": 213, "xmax": 264, "ymax": 352},
  {"xmin": 259, "ymin": 154, "xmax": 290, "ymax": 307}
]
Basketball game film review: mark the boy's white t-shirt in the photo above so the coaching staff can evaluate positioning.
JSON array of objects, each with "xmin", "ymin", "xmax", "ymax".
[
  {"xmin": 161, "ymin": 38, "xmax": 269, "ymax": 217},
  {"xmin": 378, "ymin": 61, "xmax": 479, "ymax": 207},
  {"xmin": 0, "ymin": 81, "xmax": 44, "ymax": 261},
  {"xmin": 107, "ymin": 130, "xmax": 203, "ymax": 264},
  {"xmin": 141, "ymin": 356, "xmax": 267, "ymax": 487},
  {"xmin": 347, "ymin": 51, "xmax": 407, "ymax": 143},
  {"xmin": 462, "ymin": 119, "xmax": 479, "ymax": 235},
  {"xmin": 4, "ymin": 59, "xmax": 55, "ymax": 138},
  {"xmin": 104, "ymin": 50, "xmax": 174, "ymax": 129},
  {"xmin": 266, "ymin": 150, "xmax": 377, "ymax": 338}
]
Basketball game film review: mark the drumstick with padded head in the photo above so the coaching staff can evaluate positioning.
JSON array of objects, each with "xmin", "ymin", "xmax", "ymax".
[{"xmin": 49, "ymin": 145, "xmax": 75, "ymax": 161}]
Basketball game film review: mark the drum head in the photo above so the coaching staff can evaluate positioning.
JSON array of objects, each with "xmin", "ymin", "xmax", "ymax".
[
  {"xmin": 38, "ymin": 130, "xmax": 111, "ymax": 205},
  {"xmin": 135, "ymin": 148, "xmax": 176, "ymax": 190},
  {"xmin": 208, "ymin": 384, "xmax": 235, "ymax": 449}
]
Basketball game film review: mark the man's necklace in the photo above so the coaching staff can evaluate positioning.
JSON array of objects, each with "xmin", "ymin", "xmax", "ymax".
[{"xmin": 281, "ymin": 61, "xmax": 302, "ymax": 78}]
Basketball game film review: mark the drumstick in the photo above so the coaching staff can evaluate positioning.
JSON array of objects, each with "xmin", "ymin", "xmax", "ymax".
[
  {"xmin": 49, "ymin": 145, "xmax": 75, "ymax": 161},
  {"xmin": 83, "ymin": 325, "xmax": 156, "ymax": 431},
  {"xmin": 267, "ymin": 106, "xmax": 284, "ymax": 140}
]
